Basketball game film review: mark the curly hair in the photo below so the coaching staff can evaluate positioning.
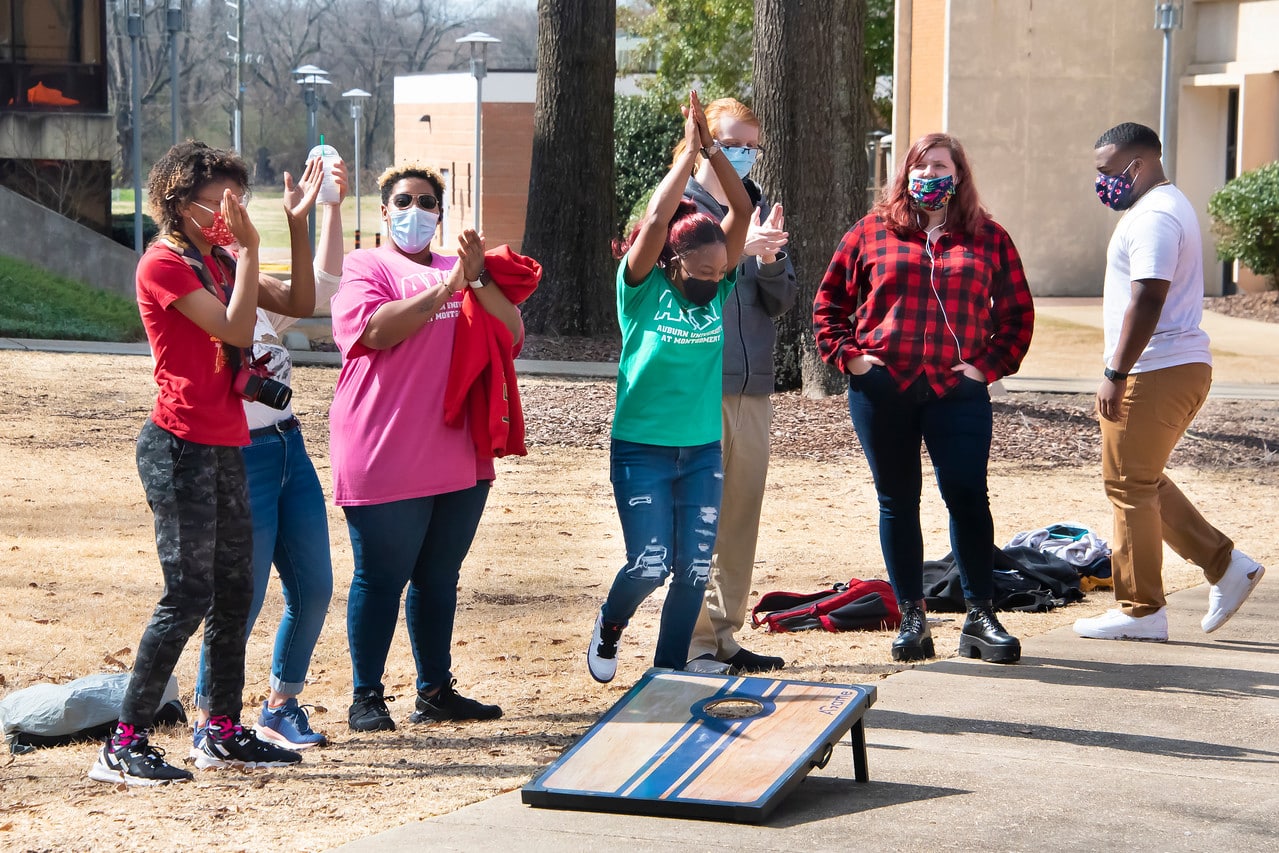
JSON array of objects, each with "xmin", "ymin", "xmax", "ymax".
[
  {"xmin": 377, "ymin": 162, "xmax": 445, "ymax": 205},
  {"xmin": 873, "ymin": 133, "xmax": 989, "ymax": 238},
  {"xmin": 147, "ymin": 140, "xmax": 250, "ymax": 241}
]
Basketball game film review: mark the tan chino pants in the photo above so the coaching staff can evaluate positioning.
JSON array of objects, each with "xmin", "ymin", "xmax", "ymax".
[
  {"xmin": 689, "ymin": 393, "xmax": 772, "ymax": 661},
  {"xmin": 1100, "ymin": 361, "xmax": 1234, "ymax": 617}
]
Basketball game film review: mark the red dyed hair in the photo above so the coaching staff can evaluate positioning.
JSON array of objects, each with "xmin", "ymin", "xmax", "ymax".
[
  {"xmin": 613, "ymin": 198, "xmax": 725, "ymax": 266},
  {"xmin": 874, "ymin": 133, "xmax": 989, "ymax": 237}
]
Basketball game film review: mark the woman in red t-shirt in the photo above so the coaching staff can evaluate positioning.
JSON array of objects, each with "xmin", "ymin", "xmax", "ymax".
[{"xmin": 87, "ymin": 141, "xmax": 305, "ymax": 786}]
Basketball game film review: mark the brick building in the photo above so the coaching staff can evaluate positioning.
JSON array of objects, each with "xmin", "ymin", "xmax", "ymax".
[{"xmin": 394, "ymin": 71, "xmax": 536, "ymax": 253}]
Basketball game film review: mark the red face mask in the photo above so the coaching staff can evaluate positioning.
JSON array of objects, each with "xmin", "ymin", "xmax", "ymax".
[{"xmin": 191, "ymin": 202, "xmax": 237, "ymax": 247}]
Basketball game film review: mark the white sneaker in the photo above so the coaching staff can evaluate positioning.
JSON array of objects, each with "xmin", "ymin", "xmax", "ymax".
[
  {"xmin": 1202, "ymin": 550, "xmax": 1266, "ymax": 633},
  {"xmin": 1073, "ymin": 608, "xmax": 1168, "ymax": 642},
  {"xmin": 587, "ymin": 610, "xmax": 623, "ymax": 683}
]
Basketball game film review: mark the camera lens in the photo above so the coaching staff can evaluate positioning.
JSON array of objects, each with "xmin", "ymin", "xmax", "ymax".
[{"xmin": 256, "ymin": 378, "xmax": 292, "ymax": 410}]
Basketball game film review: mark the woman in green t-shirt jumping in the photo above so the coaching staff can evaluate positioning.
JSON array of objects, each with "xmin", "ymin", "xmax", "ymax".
[{"xmin": 587, "ymin": 92, "xmax": 752, "ymax": 683}]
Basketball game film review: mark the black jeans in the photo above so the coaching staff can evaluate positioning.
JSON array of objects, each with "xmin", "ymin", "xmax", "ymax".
[
  {"xmin": 846, "ymin": 369, "xmax": 995, "ymax": 604},
  {"xmin": 121, "ymin": 420, "xmax": 254, "ymax": 726}
]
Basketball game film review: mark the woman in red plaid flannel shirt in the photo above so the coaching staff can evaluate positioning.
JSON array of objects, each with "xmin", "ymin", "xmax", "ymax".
[{"xmin": 813, "ymin": 132, "xmax": 1035, "ymax": 665}]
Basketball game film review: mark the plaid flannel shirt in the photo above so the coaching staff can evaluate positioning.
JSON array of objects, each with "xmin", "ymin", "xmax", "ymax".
[{"xmin": 813, "ymin": 213, "xmax": 1035, "ymax": 395}]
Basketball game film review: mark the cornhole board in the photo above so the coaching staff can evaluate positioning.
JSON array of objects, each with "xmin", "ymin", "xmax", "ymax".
[{"xmin": 522, "ymin": 669, "xmax": 876, "ymax": 823}]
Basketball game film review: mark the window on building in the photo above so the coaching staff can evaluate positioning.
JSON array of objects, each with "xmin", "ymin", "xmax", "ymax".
[{"xmin": 0, "ymin": 0, "xmax": 107, "ymax": 113}]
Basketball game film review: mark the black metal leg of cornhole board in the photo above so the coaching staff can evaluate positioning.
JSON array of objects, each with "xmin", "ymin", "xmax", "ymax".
[{"xmin": 522, "ymin": 669, "xmax": 876, "ymax": 823}]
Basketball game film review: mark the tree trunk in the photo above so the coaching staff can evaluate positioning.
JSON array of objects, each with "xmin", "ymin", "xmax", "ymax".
[
  {"xmin": 519, "ymin": 0, "xmax": 617, "ymax": 336},
  {"xmin": 753, "ymin": 0, "xmax": 867, "ymax": 397}
]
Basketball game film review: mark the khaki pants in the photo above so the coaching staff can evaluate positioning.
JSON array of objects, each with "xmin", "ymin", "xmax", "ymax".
[
  {"xmin": 689, "ymin": 394, "xmax": 771, "ymax": 661},
  {"xmin": 1100, "ymin": 362, "xmax": 1233, "ymax": 617}
]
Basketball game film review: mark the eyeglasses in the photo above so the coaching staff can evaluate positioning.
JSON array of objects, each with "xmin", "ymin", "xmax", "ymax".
[
  {"xmin": 720, "ymin": 144, "xmax": 764, "ymax": 154},
  {"xmin": 391, "ymin": 193, "xmax": 440, "ymax": 211},
  {"xmin": 195, "ymin": 193, "xmax": 249, "ymax": 207}
]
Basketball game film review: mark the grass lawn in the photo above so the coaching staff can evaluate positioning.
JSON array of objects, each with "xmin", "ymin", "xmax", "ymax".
[
  {"xmin": 111, "ymin": 189, "xmax": 385, "ymax": 263},
  {"xmin": 0, "ymin": 255, "xmax": 145, "ymax": 342}
]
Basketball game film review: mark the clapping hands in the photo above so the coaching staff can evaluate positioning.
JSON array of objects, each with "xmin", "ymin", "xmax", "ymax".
[{"xmin": 743, "ymin": 204, "xmax": 788, "ymax": 264}]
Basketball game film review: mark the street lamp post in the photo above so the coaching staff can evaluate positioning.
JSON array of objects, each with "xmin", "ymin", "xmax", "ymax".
[
  {"xmin": 293, "ymin": 65, "xmax": 332, "ymax": 251},
  {"xmin": 128, "ymin": 0, "xmax": 143, "ymax": 253},
  {"xmin": 455, "ymin": 32, "xmax": 501, "ymax": 231},
  {"xmin": 1155, "ymin": 1, "xmax": 1184, "ymax": 180},
  {"xmin": 342, "ymin": 88, "xmax": 372, "ymax": 248},
  {"xmin": 166, "ymin": 0, "xmax": 182, "ymax": 145}
]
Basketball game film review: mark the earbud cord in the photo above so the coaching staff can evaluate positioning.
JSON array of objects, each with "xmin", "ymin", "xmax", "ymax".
[{"xmin": 923, "ymin": 213, "xmax": 974, "ymax": 370}]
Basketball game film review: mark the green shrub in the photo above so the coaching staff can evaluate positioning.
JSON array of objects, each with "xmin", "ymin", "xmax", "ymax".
[
  {"xmin": 109, "ymin": 212, "xmax": 158, "ymax": 250},
  {"xmin": 0, "ymin": 254, "xmax": 144, "ymax": 342},
  {"xmin": 614, "ymin": 93, "xmax": 681, "ymax": 237},
  {"xmin": 1208, "ymin": 161, "xmax": 1279, "ymax": 290}
]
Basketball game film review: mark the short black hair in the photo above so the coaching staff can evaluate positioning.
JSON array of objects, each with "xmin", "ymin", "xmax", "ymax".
[{"xmin": 1095, "ymin": 122, "xmax": 1162, "ymax": 156}]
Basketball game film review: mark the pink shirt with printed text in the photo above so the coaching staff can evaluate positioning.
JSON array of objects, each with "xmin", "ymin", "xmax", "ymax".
[{"xmin": 329, "ymin": 244, "xmax": 494, "ymax": 506}]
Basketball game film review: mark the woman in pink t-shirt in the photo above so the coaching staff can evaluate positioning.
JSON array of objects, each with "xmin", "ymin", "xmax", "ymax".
[{"xmin": 329, "ymin": 163, "xmax": 523, "ymax": 733}]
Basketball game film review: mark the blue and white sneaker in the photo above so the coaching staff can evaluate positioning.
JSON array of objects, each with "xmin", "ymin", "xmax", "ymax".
[
  {"xmin": 188, "ymin": 721, "xmax": 208, "ymax": 760},
  {"xmin": 256, "ymin": 698, "xmax": 328, "ymax": 749}
]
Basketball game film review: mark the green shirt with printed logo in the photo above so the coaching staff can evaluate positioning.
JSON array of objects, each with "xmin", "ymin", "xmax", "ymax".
[{"xmin": 612, "ymin": 255, "xmax": 735, "ymax": 446}]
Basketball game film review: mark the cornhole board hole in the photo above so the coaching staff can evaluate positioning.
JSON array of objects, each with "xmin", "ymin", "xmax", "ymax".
[{"xmin": 522, "ymin": 669, "xmax": 876, "ymax": 823}]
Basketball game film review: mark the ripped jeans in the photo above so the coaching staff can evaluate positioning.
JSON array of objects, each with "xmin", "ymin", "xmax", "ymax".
[{"xmin": 602, "ymin": 438, "xmax": 723, "ymax": 670}]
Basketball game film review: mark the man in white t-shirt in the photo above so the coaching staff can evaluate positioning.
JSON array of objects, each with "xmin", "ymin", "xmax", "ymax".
[{"xmin": 1073, "ymin": 122, "xmax": 1265, "ymax": 642}]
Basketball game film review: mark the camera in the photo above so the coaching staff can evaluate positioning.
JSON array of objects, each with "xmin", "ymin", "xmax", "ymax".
[{"xmin": 233, "ymin": 352, "xmax": 292, "ymax": 410}]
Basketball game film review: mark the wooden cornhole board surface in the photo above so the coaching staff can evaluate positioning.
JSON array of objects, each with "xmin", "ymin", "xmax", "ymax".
[{"xmin": 522, "ymin": 669, "xmax": 876, "ymax": 823}]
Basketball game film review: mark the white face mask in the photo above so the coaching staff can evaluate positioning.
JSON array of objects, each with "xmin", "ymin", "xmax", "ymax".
[{"xmin": 387, "ymin": 206, "xmax": 439, "ymax": 254}]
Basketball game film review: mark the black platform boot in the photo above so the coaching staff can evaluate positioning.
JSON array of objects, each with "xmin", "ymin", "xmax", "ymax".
[
  {"xmin": 959, "ymin": 600, "xmax": 1021, "ymax": 663},
  {"xmin": 891, "ymin": 600, "xmax": 935, "ymax": 662}
]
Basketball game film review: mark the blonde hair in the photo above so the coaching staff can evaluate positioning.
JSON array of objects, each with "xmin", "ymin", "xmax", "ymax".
[
  {"xmin": 670, "ymin": 97, "xmax": 760, "ymax": 169},
  {"xmin": 377, "ymin": 161, "xmax": 445, "ymax": 204}
]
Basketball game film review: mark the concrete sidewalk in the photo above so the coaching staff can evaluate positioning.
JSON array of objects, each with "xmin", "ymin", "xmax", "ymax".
[{"xmin": 336, "ymin": 579, "xmax": 1278, "ymax": 853}]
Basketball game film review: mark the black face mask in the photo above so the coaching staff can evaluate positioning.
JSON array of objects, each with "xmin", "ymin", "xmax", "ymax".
[{"xmin": 681, "ymin": 276, "xmax": 718, "ymax": 307}]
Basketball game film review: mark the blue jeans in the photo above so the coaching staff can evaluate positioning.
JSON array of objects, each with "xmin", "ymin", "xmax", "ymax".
[
  {"xmin": 603, "ymin": 439, "xmax": 723, "ymax": 670},
  {"xmin": 344, "ymin": 482, "xmax": 490, "ymax": 695},
  {"xmin": 847, "ymin": 369, "xmax": 995, "ymax": 604},
  {"xmin": 195, "ymin": 426, "xmax": 333, "ymax": 709}
]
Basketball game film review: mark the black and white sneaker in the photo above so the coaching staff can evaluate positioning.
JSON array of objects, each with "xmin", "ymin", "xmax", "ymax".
[
  {"xmin": 87, "ymin": 736, "xmax": 193, "ymax": 786},
  {"xmin": 348, "ymin": 690, "xmax": 396, "ymax": 732},
  {"xmin": 587, "ymin": 609, "xmax": 624, "ymax": 683},
  {"xmin": 409, "ymin": 679, "xmax": 502, "ymax": 723},
  {"xmin": 194, "ymin": 725, "xmax": 302, "ymax": 769}
]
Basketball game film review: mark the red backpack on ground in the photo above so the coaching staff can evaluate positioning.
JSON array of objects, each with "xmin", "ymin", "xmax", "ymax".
[{"xmin": 751, "ymin": 578, "xmax": 901, "ymax": 633}]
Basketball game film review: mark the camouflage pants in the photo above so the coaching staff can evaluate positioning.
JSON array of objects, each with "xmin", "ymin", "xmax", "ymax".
[{"xmin": 121, "ymin": 419, "xmax": 253, "ymax": 727}]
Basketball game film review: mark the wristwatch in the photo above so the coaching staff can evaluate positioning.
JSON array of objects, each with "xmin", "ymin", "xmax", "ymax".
[
  {"xmin": 1103, "ymin": 367, "xmax": 1129, "ymax": 381},
  {"xmin": 467, "ymin": 267, "xmax": 489, "ymax": 289},
  {"xmin": 700, "ymin": 141, "xmax": 721, "ymax": 159}
]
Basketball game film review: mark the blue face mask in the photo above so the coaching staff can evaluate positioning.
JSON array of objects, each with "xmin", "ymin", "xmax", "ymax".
[
  {"xmin": 720, "ymin": 146, "xmax": 760, "ymax": 180},
  {"xmin": 387, "ymin": 206, "xmax": 439, "ymax": 254}
]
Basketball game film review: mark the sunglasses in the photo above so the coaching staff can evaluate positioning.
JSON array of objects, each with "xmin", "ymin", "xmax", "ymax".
[{"xmin": 390, "ymin": 192, "xmax": 439, "ymax": 211}]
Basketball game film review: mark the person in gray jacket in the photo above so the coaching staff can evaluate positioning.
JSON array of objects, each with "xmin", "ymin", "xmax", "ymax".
[{"xmin": 676, "ymin": 98, "xmax": 797, "ymax": 674}]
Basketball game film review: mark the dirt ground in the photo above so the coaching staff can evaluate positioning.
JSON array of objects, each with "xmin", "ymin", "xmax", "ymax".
[{"xmin": 1, "ymin": 331, "xmax": 1276, "ymax": 851}]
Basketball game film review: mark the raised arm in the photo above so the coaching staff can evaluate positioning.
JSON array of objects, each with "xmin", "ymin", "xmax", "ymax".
[
  {"xmin": 624, "ymin": 92, "xmax": 709, "ymax": 285},
  {"xmin": 172, "ymin": 189, "xmax": 260, "ymax": 347},
  {"xmin": 258, "ymin": 158, "xmax": 324, "ymax": 318}
]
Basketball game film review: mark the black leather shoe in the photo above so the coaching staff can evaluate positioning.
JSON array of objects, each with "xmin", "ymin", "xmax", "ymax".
[
  {"xmin": 725, "ymin": 647, "xmax": 785, "ymax": 674},
  {"xmin": 959, "ymin": 600, "xmax": 1021, "ymax": 664},
  {"xmin": 891, "ymin": 601, "xmax": 935, "ymax": 662}
]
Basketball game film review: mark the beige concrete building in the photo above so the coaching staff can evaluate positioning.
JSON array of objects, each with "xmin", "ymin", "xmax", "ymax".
[
  {"xmin": 393, "ymin": 71, "xmax": 536, "ymax": 254},
  {"xmin": 0, "ymin": 0, "xmax": 114, "ymax": 236},
  {"xmin": 892, "ymin": 0, "xmax": 1279, "ymax": 295}
]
